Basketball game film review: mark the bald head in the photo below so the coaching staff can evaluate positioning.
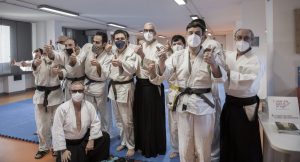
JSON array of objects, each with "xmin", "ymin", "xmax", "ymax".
[
  {"xmin": 234, "ymin": 28, "xmax": 254, "ymax": 42},
  {"xmin": 144, "ymin": 22, "xmax": 156, "ymax": 34},
  {"xmin": 56, "ymin": 35, "xmax": 68, "ymax": 44}
]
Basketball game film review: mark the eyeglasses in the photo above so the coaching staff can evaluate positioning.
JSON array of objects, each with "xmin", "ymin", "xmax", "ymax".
[
  {"xmin": 71, "ymin": 90, "xmax": 84, "ymax": 93},
  {"xmin": 144, "ymin": 29, "xmax": 155, "ymax": 33},
  {"xmin": 236, "ymin": 35, "xmax": 251, "ymax": 41}
]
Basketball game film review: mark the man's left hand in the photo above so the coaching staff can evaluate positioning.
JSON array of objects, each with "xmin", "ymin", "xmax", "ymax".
[
  {"xmin": 203, "ymin": 47, "xmax": 217, "ymax": 67},
  {"xmin": 85, "ymin": 139, "xmax": 94, "ymax": 154}
]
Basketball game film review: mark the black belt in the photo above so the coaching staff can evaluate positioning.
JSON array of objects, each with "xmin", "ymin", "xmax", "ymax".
[
  {"xmin": 108, "ymin": 78, "xmax": 134, "ymax": 100},
  {"xmin": 66, "ymin": 76, "xmax": 85, "ymax": 82},
  {"xmin": 36, "ymin": 85, "xmax": 60, "ymax": 112},
  {"xmin": 172, "ymin": 87, "xmax": 214, "ymax": 111},
  {"xmin": 85, "ymin": 75, "xmax": 103, "ymax": 86},
  {"xmin": 225, "ymin": 94, "xmax": 259, "ymax": 107}
]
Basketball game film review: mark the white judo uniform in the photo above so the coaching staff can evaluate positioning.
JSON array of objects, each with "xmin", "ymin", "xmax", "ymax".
[
  {"xmin": 108, "ymin": 46, "xmax": 138, "ymax": 149},
  {"xmin": 52, "ymin": 50, "xmax": 85, "ymax": 101},
  {"xmin": 32, "ymin": 56, "xmax": 64, "ymax": 151},
  {"xmin": 202, "ymin": 38, "xmax": 226, "ymax": 162},
  {"xmin": 78, "ymin": 43, "xmax": 113, "ymax": 134},
  {"xmin": 161, "ymin": 46, "xmax": 225, "ymax": 162},
  {"xmin": 52, "ymin": 100, "xmax": 103, "ymax": 151}
]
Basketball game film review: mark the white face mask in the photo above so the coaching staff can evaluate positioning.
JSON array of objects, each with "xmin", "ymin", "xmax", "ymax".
[
  {"xmin": 57, "ymin": 43, "xmax": 65, "ymax": 51},
  {"xmin": 144, "ymin": 32, "xmax": 154, "ymax": 42},
  {"xmin": 187, "ymin": 34, "xmax": 201, "ymax": 48},
  {"xmin": 72, "ymin": 92, "xmax": 84, "ymax": 103},
  {"xmin": 236, "ymin": 40, "xmax": 250, "ymax": 52},
  {"xmin": 172, "ymin": 44, "xmax": 184, "ymax": 52}
]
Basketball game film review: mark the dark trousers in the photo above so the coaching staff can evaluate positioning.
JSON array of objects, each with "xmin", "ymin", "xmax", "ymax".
[
  {"xmin": 220, "ymin": 95, "xmax": 262, "ymax": 162},
  {"xmin": 56, "ymin": 131, "xmax": 110, "ymax": 162}
]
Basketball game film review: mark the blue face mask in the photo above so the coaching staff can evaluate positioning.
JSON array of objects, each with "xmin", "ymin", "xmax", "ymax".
[{"xmin": 115, "ymin": 40, "xmax": 126, "ymax": 49}]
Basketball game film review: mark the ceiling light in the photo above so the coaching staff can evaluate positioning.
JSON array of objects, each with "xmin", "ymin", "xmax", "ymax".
[
  {"xmin": 190, "ymin": 15, "xmax": 199, "ymax": 20},
  {"xmin": 107, "ymin": 23, "xmax": 126, "ymax": 29},
  {"xmin": 158, "ymin": 35, "xmax": 166, "ymax": 38},
  {"xmin": 38, "ymin": 5, "xmax": 79, "ymax": 17},
  {"xmin": 205, "ymin": 28, "xmax": 208, "ymax": 31},
  {"xmin": 207, "ymin": 33, "xmax": 212, "ymax": 36},
  {"xmin": 174, "ymin": 0, "xmax": 186, "ymax": 5}
]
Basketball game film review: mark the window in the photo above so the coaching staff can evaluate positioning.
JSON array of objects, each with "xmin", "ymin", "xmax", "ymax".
[{"xmin": 0, "ymin": 25, "xmax": 11, "ymax": 63}]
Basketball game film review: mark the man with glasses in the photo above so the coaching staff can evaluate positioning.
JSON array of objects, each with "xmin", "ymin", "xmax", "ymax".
[
  {"xmin": 52, "ymin": 81, "xmax": 110, "ymax": 162},
  {"xmin": 220, "ymin": 29, "xmax": 264, "ymax": 162},
  {"xmin": 133, "ymin": 22, "xmax": 166, "ymax": 158},
  {"xmin": 77, "ymin": 32, "xmax": 113, "ymax": 134}
]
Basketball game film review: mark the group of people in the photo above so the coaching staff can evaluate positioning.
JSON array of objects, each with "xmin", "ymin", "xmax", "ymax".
[{"xmin": 13, "ymin": 18, "xmax": 264, "ymax": 162}]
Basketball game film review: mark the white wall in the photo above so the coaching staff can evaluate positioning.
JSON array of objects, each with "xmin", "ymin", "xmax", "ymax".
[
  {"xmin": 267, "ymin": 0, "xmax": 300, "ymax": 96},
  {"xmin": 225, "ymin": 31, "xmax": 234, "ymax": 51},
  {"xmin": 214, "ymin": 35, "xmax": 226, "ymax": 50}
]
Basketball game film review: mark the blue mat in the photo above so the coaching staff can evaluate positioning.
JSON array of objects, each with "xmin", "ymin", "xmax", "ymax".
[
  {"xmin": 0, "ymin": 85, "xmax": 180, "ymax": 162},
  {"xmin": 0, "ymin": 99, "xmax": 38, "ymax": 143}
]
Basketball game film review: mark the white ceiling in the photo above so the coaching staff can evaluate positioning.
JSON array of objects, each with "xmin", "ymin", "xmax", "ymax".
[{"xmin": 0, "ymin": 0, "xmax": 241, "ymax": 36}]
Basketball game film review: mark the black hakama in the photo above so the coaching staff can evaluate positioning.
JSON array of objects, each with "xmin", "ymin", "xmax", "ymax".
[
  {"xmin": 56, "ymin": 131, "xmax": 110, "ymax": 162},
  {"xmin": 133, "ymin": 78, "xmax": 166, "ymax": 158},
  {"xmin": 220, "ymin": 95, "xmax": 262, "ymax": 162}
]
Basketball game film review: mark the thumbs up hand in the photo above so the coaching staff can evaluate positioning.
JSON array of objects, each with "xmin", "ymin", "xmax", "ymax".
[{"xmin": 105, "ymin": 40, "xmax": 112, "ymax": 52}]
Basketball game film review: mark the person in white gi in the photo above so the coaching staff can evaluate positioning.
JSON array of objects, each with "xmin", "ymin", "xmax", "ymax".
[
  {"xmin": 157, "ymin": 21, "xmax": 225, "ymax": 162},
  {"xmin": 48, "ymin": 38, "xmax": 85, "ymax": 101},
  {"xmin": 163, "ymin": 34, "xmax": 186, "ymax": 159},
  {"xmin": 32, "ymin": 46, "xmax": 65, "ymax": 159},
  {"xmin": 201, "ymin": 37, "xmax": 226, "ymax": 162},
  {"xmin": 55, "ymin": 35, "xmax": 68, "ymax": 52},
  {"xmin": 77, "ymin": 32, "xmax": 113, "ymax": 134},
  {"xmin": 107, "ymin": 29, "xmax": 138, "ymax": 157},
  {"xmin": 190, "ymin": 17, "xmax": 227, "ymax": 162},
  {"xmin": 10, "ymin": 49, "xmax": 40, "ymax": 71},
  {"xmin": 133, "ymin": 22, "xmax": 167, "ymax": 158},
  {"xmin": 52, "ymin": 81, "xmax": 110, "ymax": 162},
  {"xmin": 220, "ymin": 29, "xmax": 264, "ymax": 162}
]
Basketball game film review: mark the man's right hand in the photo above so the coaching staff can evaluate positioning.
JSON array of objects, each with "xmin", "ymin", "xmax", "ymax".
[
  {"xmin": 69, "ymin": 53, "xmax": 77, "ymax": 66},
  {"xmin": 34, "ymin": 58, "xmax": 42, "ymax": 67},
  {"xmin": 61, "ymin": 150, "xmax": 71, "ymax": 162}
]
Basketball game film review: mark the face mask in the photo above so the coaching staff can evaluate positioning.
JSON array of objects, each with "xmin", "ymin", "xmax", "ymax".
[
  {"xmin": 236, "ymin": 40, "xmax": 250, "ymax": 52},
  {"xmin": 172, "ymin": 45, "xmax": 184, "ymax": 52},
  {"xmin": 115, "ymin": 40, "xmax": 126, "ymax": 49},
  {"xmin": 187, "ymin": 34, "xmax": 201, "ymax": 48},
  {"xmin": 65, "ymin": 48, "xmax": 73, "ymax": 55},
  {"xmin": 57, "ymin": 43, "xmax": 65, "ymax": 51},
  {"xmin": 72, "ymin": 92, "xmax": 84, "ymax": 103},
  {"xmin": 92, "ymin": 44, "xmax": 102, "ymax": 55},
  {"xmin": 144, "ymin": 32, "xmax": 154, "ymax": 42}
]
